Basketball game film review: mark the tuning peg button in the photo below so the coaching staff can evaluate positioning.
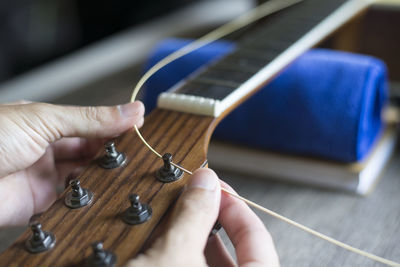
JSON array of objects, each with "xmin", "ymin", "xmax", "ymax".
[
  {"xmin": 98, "ymin": 141, "xmax": 126, "ymax": 169},
  {"xmin": 25, "ymin": 222, "xmax": 56, "ymax": 253},
  {"xmin": 156, "ymin": 153, "xmax": 183, "ymax": 183},
  {"xmin": 64, "ymin": 179, "xmax": 93, "ymax": 209},
  {"xmin": 87, "ymin": 241, "xmax": 116, "ymax": 267},
  {"xmin": 122, "ymin": 194, "xmax": 152, "ymax": 225}
]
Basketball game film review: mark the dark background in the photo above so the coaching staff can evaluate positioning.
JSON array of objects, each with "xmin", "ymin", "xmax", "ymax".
[{"xmin": 0, "ymin": 0, "xmax": 194, "ymax": 83}]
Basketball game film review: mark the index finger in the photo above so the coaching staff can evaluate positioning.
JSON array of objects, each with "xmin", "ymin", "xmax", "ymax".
[
  {"xmin": 218, "ymin": 181, "xmax": 280, "ymax": 267},
  {"xmin": 51, "ymin": 137, "xmax": 106, "ymax": 160}
]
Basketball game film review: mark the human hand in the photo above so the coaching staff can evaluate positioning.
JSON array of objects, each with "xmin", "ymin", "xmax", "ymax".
[
  {"xmin": 0, "ymin": 101, "xmax": 144, "ymax": 227},
  {"xmin": 127, "ymin": 168, "xmax": 279, "ymax": 267}
]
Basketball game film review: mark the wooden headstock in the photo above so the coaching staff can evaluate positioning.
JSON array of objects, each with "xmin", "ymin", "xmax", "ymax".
[
  {"xmin": 0, "ymin": 109, "xmax": 217, "ymax": 266},
  {"xmin": 0, "ymin": 0, "xmax": 371, "ymax": 265}
]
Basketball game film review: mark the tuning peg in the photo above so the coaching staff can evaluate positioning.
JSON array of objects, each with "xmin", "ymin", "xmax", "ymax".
[
  {"xmin": 86, "ymin": 241, "xmax": 116, "ymax": 267},
  {"xmin": 155, "ymin": 153, "xmax": 183, "ymax": 183},
  {"xmin": 25, "ymin": 222, "xmax": 56, "ymax": 253},
  {"xmin": 64, "ymin": 179, "xmax": 93, "ymax": 209},
  {"xmin": 98, "ymin": 141, "xmax": 126, "ymax": 169},
  {"xmin": 122, "ymin": 194, "xmax": 152, "ymax": 225}
]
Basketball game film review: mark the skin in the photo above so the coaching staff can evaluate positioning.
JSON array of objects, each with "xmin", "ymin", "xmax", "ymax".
[
  {"xmin": 0, "ymin": 101, "xmax": 279, "ymax": 266},
  {"xmin": 127, "ymin": 169, "xmax": 280, "ymax": 267},
  {"xmin": 0, "ymin": 101, "xmax": 145, "ymax": 226}
]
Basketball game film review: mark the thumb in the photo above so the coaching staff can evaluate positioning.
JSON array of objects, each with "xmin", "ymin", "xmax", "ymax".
[
  {"xmin": 15, "ymin": 101, "xmax": 144, "ymax": 142},
  {"xmin": 161, "ymin": 168, "xmax": 221, "ymax": 253}
]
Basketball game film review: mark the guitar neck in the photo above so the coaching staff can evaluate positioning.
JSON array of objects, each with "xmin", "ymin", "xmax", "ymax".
[
  {"xmin": 158, "ymin": 0, "xmax": 372, "ymax": 118},
  {"xmin": 0, "ymin": 0, "xmax": 373, "ymax": 266}
]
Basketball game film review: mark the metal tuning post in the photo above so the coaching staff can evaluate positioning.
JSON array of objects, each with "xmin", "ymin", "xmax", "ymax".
[
  {"xmin": 98, "ymin": 141, "xmax": 126, "ymax": 169},
  {"xmin": 122, "ymin": 194, "xmax": 152, "ymax": 225},
  {"xmin": 64, "ymin": 179, "xmax": 93, "ymax": 209},
  {"xmin": 25, "ymin": 222, "xmax": 56, "ymax": 253},
  {"xmin": 156, "ymin": 153, "xmax": 183, "ymax": 183},
  {"xmin": 86, "ymin": 242, "xmax": 116, "ymax": 267}
]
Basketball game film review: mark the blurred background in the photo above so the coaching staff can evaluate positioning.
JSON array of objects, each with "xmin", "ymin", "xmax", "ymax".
[
  {"xmin": 0, "ymin": 0, "xmax": 221, "ymax": 83},
  {"xmin": 0, "ymin": 0, "xmax": 398, "ymax": 104},
  {"xmin": 0, "ymin": 0, "xmax": 400, "ymax": 266},
  {"xmin": 0, "ymin": 0, "xmax": 255, "ymax": 104}
]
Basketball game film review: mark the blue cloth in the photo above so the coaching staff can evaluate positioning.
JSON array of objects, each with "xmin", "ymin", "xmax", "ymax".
[
  {"xmin": 143, "ymin": 39, "xmax": 235, "ymax": 112},
  {"xmin": 143, "ymin": 38, "xmax": 388, "ymax": 162}
]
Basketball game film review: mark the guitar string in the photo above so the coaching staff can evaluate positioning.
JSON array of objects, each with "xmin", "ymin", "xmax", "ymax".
[
  {"xmin": 131, "ymin": 0, "xmax": 303, "ymax": 180},
  {"xmin": 130, "ymin": 0, "xmax": 400, "ymax": 266}
]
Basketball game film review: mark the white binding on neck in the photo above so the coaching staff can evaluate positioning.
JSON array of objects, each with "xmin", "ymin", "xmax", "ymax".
[{"xmin": 157, "ymin": 0, "xmax": 373, "ymax": 117}]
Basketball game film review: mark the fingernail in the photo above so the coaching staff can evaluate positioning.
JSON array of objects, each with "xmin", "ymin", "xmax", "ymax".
[
  {"xmin": 188, "ymin": 171, "xmax": 217, "ymax": 191},
  {"xmin": 118, "ymin": 102, "xmax": 144, "ymax": 117}
]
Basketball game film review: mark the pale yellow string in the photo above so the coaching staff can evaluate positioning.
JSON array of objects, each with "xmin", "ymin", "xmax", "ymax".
[
  {"xmin": 130, "ymin": 0, "xmax": 303, "ymax": 103},
  {"xmin": 135, "ymin": 118, "xmax": 400, "ymax": 267},
  {"xmin": 131, "ymin": 0, "xmax": 302, "ymax": 176},
  {"xmin": 221, "ymin": 188, "xmax": 400, "ymax": 267},
  {"xmin": 130, "ymin": 0, "xmax": 400, "ymax": 266}
]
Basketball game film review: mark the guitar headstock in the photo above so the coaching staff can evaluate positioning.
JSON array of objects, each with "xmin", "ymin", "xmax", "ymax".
[
  {"xmin": 0, "ymin": 109, "xmax": 216, "ymax": 266},
  {"xmin": 0, "ymin": 1, "xmax": 372, "ymax": 264}
]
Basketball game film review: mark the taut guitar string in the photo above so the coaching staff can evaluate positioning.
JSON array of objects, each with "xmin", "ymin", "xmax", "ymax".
[{"xmin": 130, "ymin": 0, "xmax": 400, "ymax": 266}]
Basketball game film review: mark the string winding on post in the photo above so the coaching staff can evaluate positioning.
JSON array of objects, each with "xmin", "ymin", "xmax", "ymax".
[{"xmin": 129, "ymin": 0, "xmax": 400, "ymax": 266}]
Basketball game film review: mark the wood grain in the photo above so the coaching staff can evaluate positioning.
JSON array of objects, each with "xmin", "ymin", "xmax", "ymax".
[
  {"xmin": 0, "ymin": 2, "xmax": 374, "ymax": 265},
  {"xmin": 0, "ymin": 109, "xmax": 216, "ymax": 266}
]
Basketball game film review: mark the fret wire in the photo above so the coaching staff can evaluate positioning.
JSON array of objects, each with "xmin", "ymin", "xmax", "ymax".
[
  {"xmin": 173, "ymin": 0, "xmax": 350, "ymax": 102},
  {"xmin": 212, "ymin": 61, "xmax": 263, "ymax": 74},
  {"xmin": 176, "ymin": 83, "xmax": 203, "ymax": 95},
  {"xmin": 197, "ymin": 68, "xmax": 255, "ymax": 85},
  {"xmin": 231, "ymin": 48, "xmax": 279, "ymax": 61},
  {"xmin": 176, "ymin": 82, "xmax": 236, "ymax": 100},
  {"xmin": 129, "ymin": 0, "xmax": 400, "ymax": 266},
  {"xmin": 173, "ymin": 0, "xmax": 349, "ymax": 102},
  {"xmin": 239, "ymin": 39, "xmax": 291, "ymax": 53},
  {"xmin": 250, "ymin": 19, "xmax": 316, "ymax": 38},
  {"xmin": 192, "ymin": 77, "xmax": 240, "ymax": 90},
  {"xmin": 240, "ymin": 0, "xmax": 347, "ymax": 46}
]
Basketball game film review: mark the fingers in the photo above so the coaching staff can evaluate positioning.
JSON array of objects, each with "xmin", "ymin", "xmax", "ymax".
[
  {"xmin": 127, "ymin": 169, "xmax": 221, "ymax": 267},
  {"xmin": 0, "ymin": 101, "xmax": 144, "ymax": 177},
  {"xmin": 219, "ymin": 181, "xmax": 279, "ymax": 267},
  {"xmin": 158, "ymin": 168, "xmax": 221, "ymax": 254},
  {"xmin": 205, "ymin": 234, "xmax": 236, "ymax": 267},
  {"xmin": 51, "ymin": 137, "xmax": 106, "ymax": 160},
  {"xmin": 56, "ymin": 160, "xmax": 88, "ymax": 185},
  {"xmin": 26, "ymin": 149, "xmax": 59, "ymax": 214},
  {"xmin": 13, "ymin": 101, "xmax": 145, "ymax": 143},
  {"xmin": 0, "ymin": 173, "xmax": 35, "ymax": 226},
  {"xmin": 64, "ymin": 167, "xmax": 85, "ymax": 188},
  {"xmin": 0, "ymin": 100, "xmax": 31, "ymax": 106},
  {"xmin": 127, "ymin": 174, "xmax": 278, "ymax": 267}
]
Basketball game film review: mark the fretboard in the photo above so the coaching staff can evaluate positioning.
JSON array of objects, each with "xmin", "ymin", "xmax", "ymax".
[{"xmin": 158, "ymin": 0, "xmax": 373, "ymax": 117}]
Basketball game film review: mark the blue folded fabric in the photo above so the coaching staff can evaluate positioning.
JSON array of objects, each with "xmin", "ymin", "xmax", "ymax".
[
  {"xmin": 143, "ymin": 38, "xmax": 388, "ymax": 162},
  {"xmin": 143, "ymin": 39, "xmax": 235, "ymax": 112}
]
